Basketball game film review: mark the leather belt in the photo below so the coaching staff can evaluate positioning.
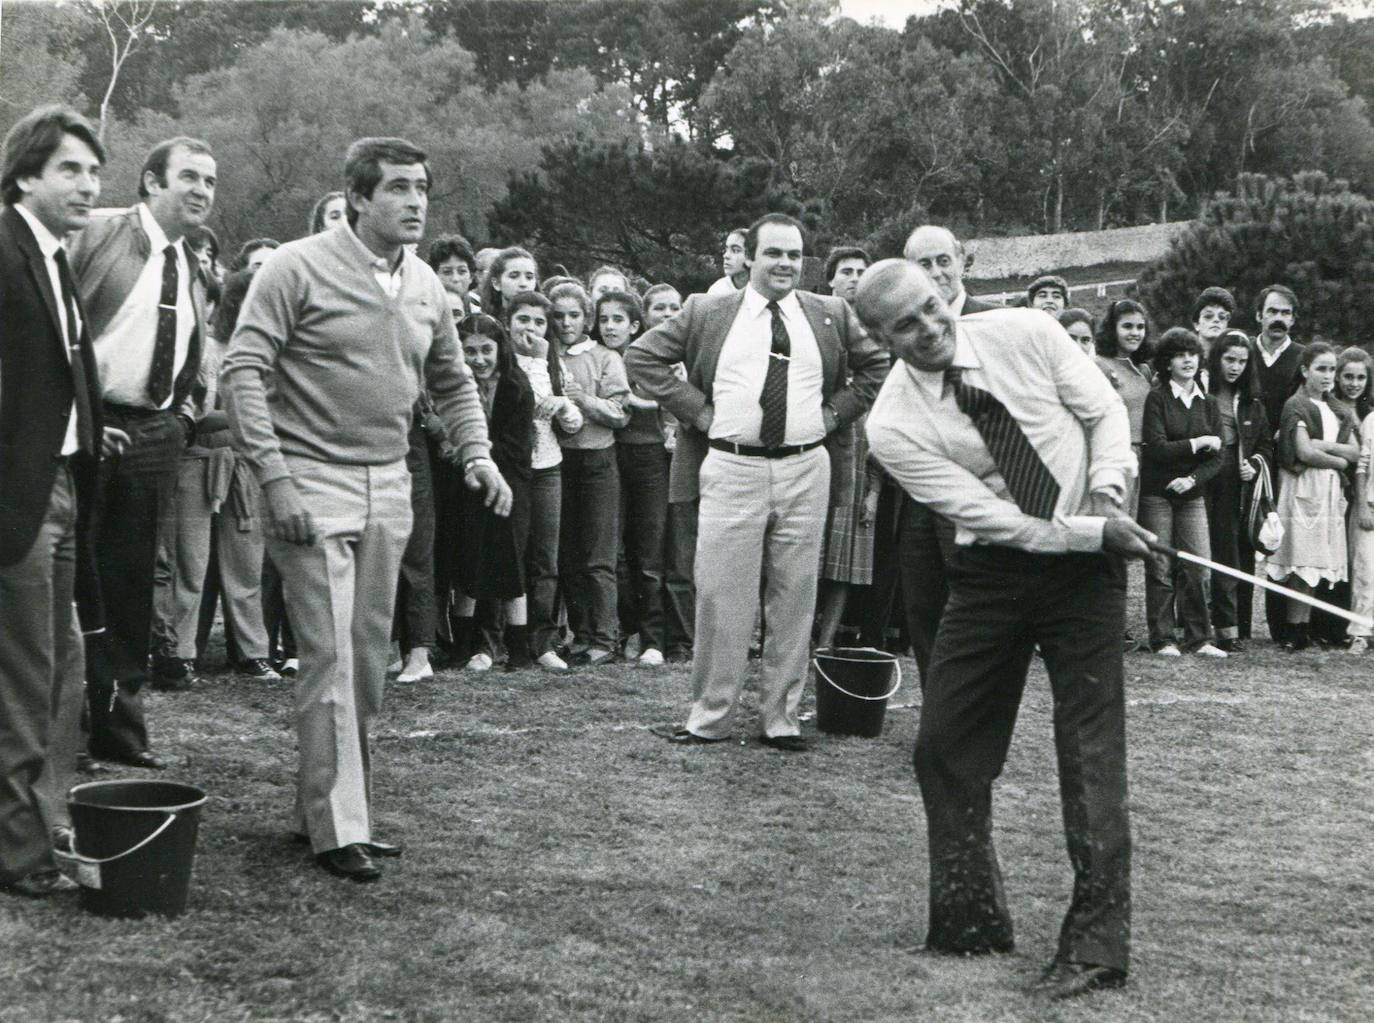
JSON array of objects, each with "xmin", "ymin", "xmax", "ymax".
[{"xmin": 708, "ymin": 438, "xmax": 824, "ymax": 459}]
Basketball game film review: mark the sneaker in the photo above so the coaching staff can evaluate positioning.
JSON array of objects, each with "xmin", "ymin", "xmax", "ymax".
[
  {"xmin": 280, "ymin": 658, "xmax": 299, "ymax": 678},
  {"xmin": 1348, "ymin": 637, "xmax": 1368, "ymax": 655},
  {"xmin": 396, "ymin": 662, "xmax": 434, "ymax": 683},
  {"xmin": 1155, "ymin": 644, "xmax": 1182, "ymax": 657},
  {"xmin": 637, "ymin": 647, "xmax": 665, "ymax": 668},
  {"xmin": 1194, "ymin": 643, "xmax": 1228, "ymax": 658},
  {"xmin": 237, "ymin": 658, "xmax": 282, "ymax": 679},
  {"xmin": 536, "ymin": 650, "xmax": 569, "ymax": 673},
  {"xmin": 465, "ymin": 652, "xmax": 493, "ymax": 672}
]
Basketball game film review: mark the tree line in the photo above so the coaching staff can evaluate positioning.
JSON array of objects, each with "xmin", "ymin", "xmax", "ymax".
[{"xmin": 2, "ymin": 0, "xmax": 1371, "ymax": 288}]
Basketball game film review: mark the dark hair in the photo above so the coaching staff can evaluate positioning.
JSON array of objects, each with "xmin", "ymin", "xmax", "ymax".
[
  {"xmin": 1, "ymin": 105, "xmax": 105, "ymax": 205},
  {"xmin": 138, "ymin": 136, "xmax": 213, "ymax": 199},
  {"xmin": 1256, "ymin": 283, "xmax": 1298, "ymax": 316},
  {"xmin": 726, "ymin": 227, "xmax": 747, "ymax": 243},
  {"xmin": 591, "ymin": 289, "xmax": 644, "ymax": 346},
  {"xmin": 343, "ymin": 137, "xmax": 430, "ymax": 226},
  {"xmin": 1151, "ymin": 327, "xmax": 1204, "ymax": 379},
  {"xmin": 458, "ymin": 313, "xmax": 515, "ymax": 379},
  {"xmin": 744, "ymin": 213, "xmax": 806, "ymax": 260},
  {"xmin": 1058, "ymin": 307, "xmax": 1094, "ymax": 333},
  {"xmin": 824, "ymin": 245, "xmax": 871, "ymax": 286},
  {"xmin": 480, "ymin": 246, "xmax": 539, "ymax": 316},
  {"xmin": 308, "ymin": 191, "xmax": 345, "ymax": 235},
  {"xmin": 587, "ymin": 265, "xmax": 628, "ymax": 291},
  {"xmin": 186, "ymin": 224, "xmax": 219, "ymax": 263},
  {"xmin": 1095, "ymin": 298, "xmax": 1151, "ymax": 364},
  {"xmin": 1191, "ymin": 286, "xmax": 1236, "ymax": 324},
  {"xmin": 504, "ymin": 290, "xmax": 562, "ymax": 395},
  {"xmin": 540, "ymin": 274, "xmax": 576, "ymax": 295},
  {"xmin": 1207, "ymin": 329, "xmax": 1262, "ymax": 403},
  {"xmin": 1027, "ymin": 274, "xmax": 1069, "ymax": 303},
  {"xmin": 428, "ymin": 233, "xmax": 477, "ymax": 275},
  {"xmin": 233, "ymin": 237, "xmax": 280, "ymax": 272}
]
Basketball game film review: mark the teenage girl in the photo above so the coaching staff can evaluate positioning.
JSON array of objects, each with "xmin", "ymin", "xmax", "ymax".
[
  {"xmin": 1266, "ymin": 343, "xmax": 1360, "ymax": 651},
  {"xmin": 595, "ymin": 289, "xmax": 671, "ymax": 666},
  {"xmin": 1095, "ymin": 300, "xmax": 1153, "ymax": 514},
  {"xmin": 480, "ymin": 246, "xmax": 539, "ymax": 319},
  {"xmin": 1139, "ymin": 328, "xmax": 1228, "ymax": 658},
  {"xmin": 1203, "ymin": 330, "xmax": 1273, "ymax": 651},
  {"xmin": 506, "ymin": 290, "xmax": 583, "ymax": 672},
  {"xmin": 451, "ymin": 315, "xmax": 535, "ymax": 670},
  {"xmin": 550, "ymin": 281, "xmax": 630, "ymax": 666}
]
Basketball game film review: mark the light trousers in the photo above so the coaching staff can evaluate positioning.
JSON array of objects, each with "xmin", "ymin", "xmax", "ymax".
[
  {"xmin": 686, "ymin": 447, "xmax": 829, "ymax": 739},
  {"xmin": 266, "ymin": 457, "xmax": 412, "ymax": 854}
]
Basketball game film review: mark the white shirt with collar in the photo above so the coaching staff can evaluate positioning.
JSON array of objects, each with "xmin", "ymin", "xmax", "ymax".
[
  {"xmin": 342, "ymin": 224, "xmax": 404, "ymax": 298},
  {"xmin": 710, "ymin": 285, "xmax": 825, "ymax": 446},
  {"xmin": 93, "ymin": 203, "xmax": 196, "ymax": 409},
  {"xmin": 867, "ymin": 308, "xmax": 1134, "ymax": 554},
  {"xmin": 14, "ymin": 203, "xmax": 82, "ymax": 455},
  {"xmin": 1169, "ymin": 377, "xmax": 1202, "ymax": 408},
  {"xmin": 1256, "ymin": 335, "xmax": 1292, "ymax": 368}
]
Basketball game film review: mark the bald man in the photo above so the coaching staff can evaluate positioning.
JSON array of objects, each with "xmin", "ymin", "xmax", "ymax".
[
  {"xmin": 895, "ymin": 226, "xmax": 1000, "ymax": 686},
  {"xmin": 858, "ymin": 258, "xmax": 1149, "ymax": 1001}
]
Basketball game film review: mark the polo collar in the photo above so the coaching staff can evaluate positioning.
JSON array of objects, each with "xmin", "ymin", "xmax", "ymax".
[{"xmin": 565, "ymin": 338, "xmax": 596, "ymax": 356}]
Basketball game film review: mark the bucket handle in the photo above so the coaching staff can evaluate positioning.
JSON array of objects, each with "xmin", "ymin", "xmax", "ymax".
[
  {"xmin": 64, "ymin": 812, "xmax": 178, "ymax": 866},
  {"xmin": 812, "ymin": 656, "xmax": 902, "ymax": 702}
]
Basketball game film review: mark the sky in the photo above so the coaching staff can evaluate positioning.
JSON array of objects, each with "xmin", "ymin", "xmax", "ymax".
[{"xmin": 836, "ymin": 0, "xmax": 946, "ymax": 29}]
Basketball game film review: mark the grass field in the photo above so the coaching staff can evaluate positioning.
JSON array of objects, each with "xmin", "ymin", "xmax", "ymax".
[{"xmin": 2, "ymin": 583, "xmax": 1372, "ymax": 1023}]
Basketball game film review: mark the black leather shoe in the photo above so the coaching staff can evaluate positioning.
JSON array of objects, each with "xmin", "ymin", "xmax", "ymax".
[
  {"xmin": 1032, "ymin": 961, "xmax": 1127, "ymax": 1000},
  {"xmin": 293, "ymin": 833, "xmax": 403, "ymax": 858},
  {"xmin": 76, "ymin": 754, "xmax": 111, "ymax": 775},
  {"xmin": 651, "ymin": 724, "xmax": 726, "ymax": 745},
  {"xmin": 759, "ymin": 734, "xmax": 808, "ymax": 752},
  {"xmin": 316, "ymin": 843, "xmax": 382, "ymax": 883},
  {"xmin": 102, "ymin": 750, "xmax": 166, "ymax": 770},
  {"xmin": 1, "ymin": 868, "xmax": 79, "ymax": 898}
]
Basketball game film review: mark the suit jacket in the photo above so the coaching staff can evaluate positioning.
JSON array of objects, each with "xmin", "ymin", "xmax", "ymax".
[
  {"xmin": 624, "ymin": 287, "xmax": 889, "ymax": 503},
  {"xmin": 961, "ymin": 293, "xmax": 1000, "ymax": 315},
  {"xmin": 67, "ymin": 204, "xmax": 206, "ymax": 420},
  {"xmin": 0, "ymin": 205, "xmax": 105, "ymax": 625}
]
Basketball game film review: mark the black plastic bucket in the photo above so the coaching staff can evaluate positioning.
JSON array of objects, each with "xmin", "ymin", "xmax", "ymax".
[
  {"xmin": 65, "ymin": 780, "xmax": 207, "ymax": 919},
  {"xmin": 813, "ymin": 647, "xmax": 902, "ymax": 738}
]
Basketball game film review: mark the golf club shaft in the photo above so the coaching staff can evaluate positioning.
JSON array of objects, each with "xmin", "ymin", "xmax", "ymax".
[{"xmin": 1148, "ymin": 540, "xmax": 1374, "ymax": 630}]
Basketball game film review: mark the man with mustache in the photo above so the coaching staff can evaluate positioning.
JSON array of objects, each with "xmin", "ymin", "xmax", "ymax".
[
  {"xmin": 68, "ymin": 136, "xmax": 218, "ymax": 771},
  {"xmin": 222, "ymin": 137, "xmax": 507, "ymax": 883},
  {"xmin": 627, "ymin": 213, "xmax": 887, "ymax": 751},
  {"xmin": 859, "ymin": 258, "xmax": 1151, "ymax": 1000}
]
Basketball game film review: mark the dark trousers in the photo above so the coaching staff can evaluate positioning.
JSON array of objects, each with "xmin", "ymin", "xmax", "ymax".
[
  {"xmin": 1205, "ymin": 455, "xmax": 1252, "ymax": 641},
  {"xmin": 559, "ymin": 446, "xmax": 620, "ymax": 651},
  {"xmin": 616, "ymin": 442, "xmax": 669, "ymax": 652},
  {"xmin": 430, "ymin": 444, "xmax": 465, "ymax": 648},
  {"xmin": 849, "ymin": 475, "xmax": 904, "ymax": 651},
  {"xmin": 0, "ymin": 468, "xmax": 81, "ymax": 881},
  {"xmin": 915, "ymin": 546, "xmax": 1131, "ymax": 970},
  {"xmin": 663, "ymin": 499, "xmax": 699, "ymax": 659},
  {"xmin": 262, "ymin": 555, "xmax": 296, "ymax": 661},
  {"xmin": 394, "ymin": 432, "xmax": 435, "ymax": 653},
  {"xmin": 85, "ymin": 406, "xmax": 184, "ymax": 759},
  {"xmin": 526, "ymin": 466, "xmax": 562, "ymax": 657},
  {"xmin": 897, "ymin": 495, "xmax": 956, "ymax": 686}
]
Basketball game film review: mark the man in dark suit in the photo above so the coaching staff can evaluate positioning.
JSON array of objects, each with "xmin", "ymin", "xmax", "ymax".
[
  {"xmin": 68, "ymin": 136, "xmax": 216, "ymax": 770},
  {"xmin": 626, "ymin": 213, "xmax": 888, "ymax": 750},
  {"xmin": 898, "ymin": 225, "xmax": 1000, "ymax": 686},
  {"xmin": 0, "ymin": 106, "xmax": 117, "ymax": 897}
]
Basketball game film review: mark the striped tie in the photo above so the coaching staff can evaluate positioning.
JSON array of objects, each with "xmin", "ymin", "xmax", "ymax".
[
  {"xmin": 146, "ymin": 243, "xmax": 179, "ymax": 407},
  {"xmin": 758, "ymin": 300, "xmax": 790, "ymax": 447},
  {"xmin": 946, "ymin": 367, "xmax": 1060, "ymax": 520}
]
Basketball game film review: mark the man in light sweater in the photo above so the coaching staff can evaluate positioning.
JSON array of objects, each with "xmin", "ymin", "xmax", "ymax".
[{"xmin": 222, "ymin": 137, "xmax": 510, "ymax": 884}]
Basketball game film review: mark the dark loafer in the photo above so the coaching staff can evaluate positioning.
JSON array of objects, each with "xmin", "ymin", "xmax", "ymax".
[
  {"xmin": 315, "ymin": 843, "xmax": 382, "ymax": 883},
  {"xmin": 106, "ymin": 750, "xmax": 166, "ymax": 770},
  {"xmin": 293, "ymin": 833, "xmax": 403, "ymax": 858},
  {"xmin": 651, "ymin": 724, "xmax": 726, "ymax": 745},
  {"xmin": 2, "ymin": 868, "xmax": 79, "ymax": 898},
  {"xmin": 759, "ymin": 734, "xmax": 808, "ymax": 752},
  {"xmin": 1032, "ymin": 961, "xmax": 1127, "ymax": 1000}
]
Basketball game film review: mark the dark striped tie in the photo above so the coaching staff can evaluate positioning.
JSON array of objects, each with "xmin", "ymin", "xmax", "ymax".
[
  {"xmin": 146, "ymin": 243, "xmax": 179, "ymax": 407},
  {"xmin": 759, "ymin": 300, "xmax": 790, "ymax": 447},
  {"xmin": 946, "ymin": 367, "xmax": 1060, "ymax": 520}
]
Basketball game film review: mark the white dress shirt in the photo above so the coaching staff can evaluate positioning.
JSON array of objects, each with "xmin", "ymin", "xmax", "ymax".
[
  {"xmin": 866, "ymin": 308, "xmax": 1134, "ymax": 554},
  {"xmin": 93, "ymin": 203, "xmax": 195, "ymax": 409},
  {"xmin": 14, "ymin": 203, "xmax": 82, "ymax": 454},
  {"xmin": 1256, "ymin": 336, "xmax": 1292, "ymax": 368},
  {"xmin": 710, "ymin": 286, "xmax": 825, "ymax": 446}
]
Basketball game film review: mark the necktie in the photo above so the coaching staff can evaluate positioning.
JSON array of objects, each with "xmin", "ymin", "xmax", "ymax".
[
  {"xmin": 946, "ymin": 367, "xmax": 1061, "ymax": 520},
  {"xmin": 759, "ymin": 300, "xmax": 790, "ymax": 448},
  {"xmin": 53, "ymin": 248, "xmax": 97, "ymax": 455},
  {"xmin": 146, "ymin": 243, "xmax": 179, "ymax": 407}
]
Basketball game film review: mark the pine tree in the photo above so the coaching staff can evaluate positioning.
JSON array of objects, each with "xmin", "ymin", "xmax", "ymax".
[{"xmin": 1136, "ymin": 172, "xmax": 1374, "ymax": 350}]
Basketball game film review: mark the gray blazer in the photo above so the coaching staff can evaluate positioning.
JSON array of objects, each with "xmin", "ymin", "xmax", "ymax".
[{"xmin": 624, "ymin": 287, "xmax": 889, "ymax": 503}]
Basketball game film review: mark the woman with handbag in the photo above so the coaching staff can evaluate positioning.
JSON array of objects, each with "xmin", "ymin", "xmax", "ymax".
[{"xmin": 1203, "ymin": 331, "xmax": 1274, "ymax": 651}]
